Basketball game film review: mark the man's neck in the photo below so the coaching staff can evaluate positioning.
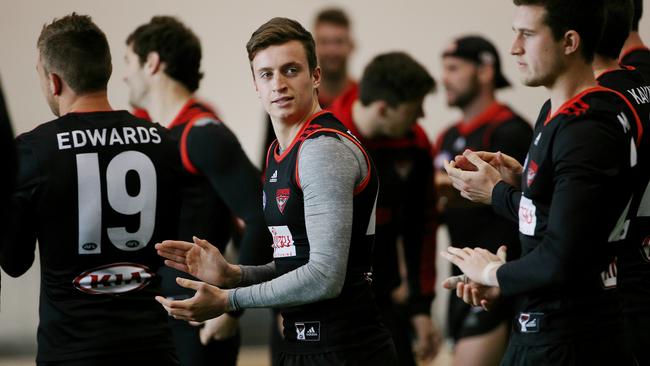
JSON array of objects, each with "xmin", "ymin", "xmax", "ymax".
[
  {"xmin": 593, "ymin": 55, "xmax": 621, "ymax": 78},
  {"xmin": 64, "ymin": 90, "xmax": 112, "ymax": 115},
  {"xmin": 621, "ymin": 32, "xmax": 647, "ymax": 57},
  {"xmin": 459, "ymin": 91, "xmax": 496, "ymax": 123},
  {"xmin": 320, "ymin": 72, "xmax": 349, "ymax": 99},
  {"xmin": 272, "ymin": 99, "xmax": 321, "ymax": 151},
  {"xmin": 146, "ymin": 79, "xmax": 193, "ymax": 126},
  {"xmin": 547, "ymin": 61, "xmax": 597, "ymax": 115}
]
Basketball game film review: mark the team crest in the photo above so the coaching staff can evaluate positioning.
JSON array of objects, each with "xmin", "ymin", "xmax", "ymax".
[
  {"xmin": 526, "ymin": 160, "xmax": 538, "ymax": 187},
  {"xmin": 276, "ymin": 188, "xmax": 290, "ymax": 214}
]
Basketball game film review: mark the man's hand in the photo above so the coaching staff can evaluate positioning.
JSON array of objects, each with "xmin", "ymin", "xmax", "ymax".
[
  {"xmin": 444, "ymin": 150, "xmax": 502, "ymax": 204},
  {"xmin": 155, "ymin": 236, "xmax": 241, "ymax": 287},
  {"xmin": 196, "ymin": 314, "xmax": 240, "ymax": 345},
  {"xmin": 443, "ymin": 275, "xmax": 502, "ymax": 311},
  {"xmin": 440, "ymin": 245, "xmax": 507, "ymax": 287},
  {"xmin": 155, "ymin": 277, "xmax": 229, "ymax": 322},
  {"xmin": 411, "ymin": 314, "xmax": 441, "ymax": 362},
  {"xmin": 454, "ymin": 150, "xmax": 523, "ymax": 188}
]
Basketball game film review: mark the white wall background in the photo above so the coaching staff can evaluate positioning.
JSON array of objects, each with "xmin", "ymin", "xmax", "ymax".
[{"xmin": 0, "ymin": 0, "xmax": 647, "ymax": 354}]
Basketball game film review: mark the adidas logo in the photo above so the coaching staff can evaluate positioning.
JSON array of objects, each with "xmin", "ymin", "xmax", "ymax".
[
  {"xmin": 270, "ymin": 170, "xmax": 278, "ymax": 183},
  {"xmin": 306, "ymin": 327, "xmax": 317, "ymax": 336}
]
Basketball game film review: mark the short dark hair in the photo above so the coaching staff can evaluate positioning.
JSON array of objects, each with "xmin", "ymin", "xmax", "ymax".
[
  {"xmin": 246, "ymin": 17, "xmax": 318, "ymax": 73},
  {"xmin": 314, "ymin": 8, "xmax": 350, "ymax": 28},
  {"xmin": 513, "ymin": 0, "xmax": 606, "ymax": 62},
  {"xmin": 359, "ymin": 52, "xmax": 435, "ymax": 107},
  {"xmin": 633, "ymin": 0, "xmax": 643, "ymax": 31},
  {"xmin": 126, "ymin": 16, "xmax": 203, "ymax": 92},
  {"xmin": 597, "ymin": 0, "xmax": 633, "ymax": 59},
  {"xmin": 37, "ymin": 13, "xmax": 111, "ymax": 94}
]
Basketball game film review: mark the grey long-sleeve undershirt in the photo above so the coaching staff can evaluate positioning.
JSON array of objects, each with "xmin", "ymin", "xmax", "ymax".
[{"xmin": 228, "ymin": 134, "xmax": 368, "ymax": 310}]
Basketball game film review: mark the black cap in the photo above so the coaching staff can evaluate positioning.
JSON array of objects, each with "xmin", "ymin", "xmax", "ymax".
[{"xmin": 442, "ymin": 35, "xmax": 510, "ymax": 89}]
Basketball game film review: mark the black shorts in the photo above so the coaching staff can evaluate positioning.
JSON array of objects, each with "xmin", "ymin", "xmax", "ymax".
[
  {"xmin": 624, "ymin": 313, "xmax": 650, "ymax": 366},
  {"xmin": 274, "ymin": 336, "xmax": 398, "ymax": 366},
  {"xmin": 447, "ymin": 291, "xmax": 511, "ymax": 340},
  {"xmin": 501, "ymin": 336, "xmax": 631, "ymax": 366},
  {"xmin": 37, "ymin": 350, "xmax": 179, "ymax": 366}
]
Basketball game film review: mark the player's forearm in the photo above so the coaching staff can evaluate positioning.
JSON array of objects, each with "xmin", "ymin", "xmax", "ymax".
[{"xmin": 491, "ymin": 181, "xmax": 521, "ymax": 223}]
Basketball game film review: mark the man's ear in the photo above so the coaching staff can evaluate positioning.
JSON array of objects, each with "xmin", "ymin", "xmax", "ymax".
[
  {"xmin": 478, "ymin": 64, "xmax": 495, "ymax": 87},
  {"xmin": 50, "ymin": 72, "xmax": 63, "ymax": 96},
  {"xmin": 563, "ymin": 30, "xmax": 581, "ymax": 57},
  {"xmin": 145, "ymin": 51, "xmax": 162, "ymax": 75},
  {"xmin": 312, "ymin": 66, "xmax": 322, "ymax": 89}
]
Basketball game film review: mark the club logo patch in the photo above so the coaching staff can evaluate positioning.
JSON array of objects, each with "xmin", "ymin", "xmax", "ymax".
[
  {"xmin": 526, "ymin": 160, "xmax": 538, "ymax": 187},
  {"xmin": 276, "ymin": 188, "xmax": 290, "ymax": 214},
  {"xmin": 517, "ymin": 312, "xmax": 542, "ymax": 333},
  {"xmin": 295, "ymin": 321, "xmax": 320, "ymax": 341}
]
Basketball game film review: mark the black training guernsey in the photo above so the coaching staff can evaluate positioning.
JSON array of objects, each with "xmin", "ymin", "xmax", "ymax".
[
  {"xmin": 0, "ymin": 111, "xmax": 182, "ymax": 362},
  {"xmin": 492, "ymin": 87, "xmax": 640, "ymax": 345}
]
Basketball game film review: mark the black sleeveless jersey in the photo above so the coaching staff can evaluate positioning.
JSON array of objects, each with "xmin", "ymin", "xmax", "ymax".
[
  {"xmin": 435, "ymin": 103, "xmax": 532, "ymax": 258},
  {"xmin": 158, "ymin": 100, "xmax": 233, "ymax": 299},
  {"xmin": 3, "ymin": 111, "xmax": 182, "ymax": 362},
  {"xmin": 598, "ymin": 68, "xmax": 650, "ymax": 314},
  {"xmin": 263, "ymin": 111, "xmax": 387, "ymax": 353},
  {"xmin": 493, "ymin": 87, "xmax": 639, "ymax": 345}
]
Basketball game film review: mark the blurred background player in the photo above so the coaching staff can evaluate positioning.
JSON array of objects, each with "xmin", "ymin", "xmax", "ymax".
[
  {"xmin": 433, "ymin": 35, "xmax": 532, "ymax": 366},
  {"xmin": 124, "ymin": 16, "xmax": 270, "ymax": 366},
  {"xmin": 593, "ymin": 1, "xmax": 650, "ymax": 364},
  {"xmin": 329, "ymin": 51, "xmax": 438, "ymax": 365},
  {"xmin": 0, "ymin": 13, "xmax": 182, "ymax": 365},
  {"xmin": 620, "ymin": 0, "xmax": 650, "ymax": 79}
]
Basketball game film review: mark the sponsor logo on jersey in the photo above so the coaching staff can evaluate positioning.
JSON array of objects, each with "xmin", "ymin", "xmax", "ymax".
[
  {"xmin": 526, "ymin": 160, "xmax": 538, "ymax": 187},
  {"xmin": 72, "ymin": 262, "xmax": 154, "ymax": 295},
  {"xmin": 641, "ymin": 236, "xmax": 650, "ymax": 262},
  {"xmin": 517, "ymin": 312, "xmax": 542, "ymax": 333},
  {"xmin": 270, "ymin": 170, "xmax": 278, "ymax": 183},
  {"xmin": 295, "ymin": 321, "xmax": 320, "ymax": 341},
  {"xmin": 276, "ymin": 188, "xmax": 290, "ymax": 214},
  {"xmin": 601, "ymin": 258, "xmax": 617, "ymax": 289},
  {"xmin": 518, "ymin": 196, "xmax": 536, "ymax": 236},
  {"xmin": 269, "ymin": 225, "xmax": 296, "ymax": 258}
]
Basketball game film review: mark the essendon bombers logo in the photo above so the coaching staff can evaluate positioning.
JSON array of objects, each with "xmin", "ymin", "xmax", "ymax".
[
  {"xmin": 526, "ymin": 160, "xmax": 538, "ymax": 187},
  {"xmin": 276, "ymin": 188, "xmax": 290, "ymax": 214}
]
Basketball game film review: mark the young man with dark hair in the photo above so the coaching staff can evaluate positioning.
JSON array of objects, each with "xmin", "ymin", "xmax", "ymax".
[
  {"xmin": 440, "ymin": 0, "xmax": 639, "ymax": 364},
  {"xmin": 329, "ymin": 51, "xmax": 439, "ymax": 365},
  {"xmin": 155, "ymin": 17, "xmax": 397, "ymax": 365},
  {"xmin": 124, "ymin": 16, "xmax": 270, "ymax": 366},
  {"xmin": 621, "ymin": 0, "xmax": 650, "ymax": 79},
  {"xmin": 593, "ymin": 1, "xmax": 650, "ymax": 364},
  {"xmin": 434, "ymin": 35, "xmax": 532, "ymax": 366},
  {"xmin": 0, "ymin": 13, "xmax": 183, "ymax": 365}
]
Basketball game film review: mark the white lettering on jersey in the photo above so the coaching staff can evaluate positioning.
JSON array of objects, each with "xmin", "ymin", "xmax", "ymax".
[
  {"xmin": 56, "ymin": 127, "xmax": 161, "ymax": 151},
  {"xmin": 601, "ymin": 259, "xmax": 617, "ymax": 289},
  {"xmin": 269, "ymin": 225, "xmax": 296, "ymax": 258},
  {"xmin": 518, "ymin": 196, "xmax": 536, "ymax": 236},
  {"xmin": 608, "ymin": 197, "xmax": 631, "ymax": 242},
  {"xmin": 57, "ymin": 132, "xmax": 71, "ymax": 150}
]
